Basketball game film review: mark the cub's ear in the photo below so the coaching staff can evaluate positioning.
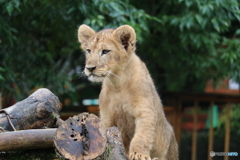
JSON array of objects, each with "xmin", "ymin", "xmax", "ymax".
[
  {"xmin": 78, "ymin": 25, "xmax": 95, "ymax": 49},
  {"xmin": 113, "ymin": 25, "xmax": 136, "ymax": 52}
]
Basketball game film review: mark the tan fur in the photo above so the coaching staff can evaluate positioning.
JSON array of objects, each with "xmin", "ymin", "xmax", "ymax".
[{"xmin": 78, "ymin": 24, "xmax": 178, "ymax": 160}]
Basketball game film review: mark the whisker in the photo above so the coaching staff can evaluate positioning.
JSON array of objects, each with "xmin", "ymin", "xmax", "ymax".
[
  {"xmin": 74, "ymin": 65, "xmax": 87, "ymax": 79},
  {"xmin": 76, "ymin": 71, "xmax": 87, "ymax": 79}
]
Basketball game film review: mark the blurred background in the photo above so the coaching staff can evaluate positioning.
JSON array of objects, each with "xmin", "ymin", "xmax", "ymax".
[{"xmin": 0, "ymin": 0, "xmax": 240, "ymax": 159}]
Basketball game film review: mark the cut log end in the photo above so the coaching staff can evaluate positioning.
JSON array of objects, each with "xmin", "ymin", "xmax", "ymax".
[{"xmin": 54, "ymin": 113, "xmax": 107, "ymax": 160}]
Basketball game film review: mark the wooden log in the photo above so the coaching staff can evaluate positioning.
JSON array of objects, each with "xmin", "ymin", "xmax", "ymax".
[
  {"xmin": 104, "ymin": 127, "xmax": 128, "ymax": 160},
  {"xmin": 0, "ymin": 129, "xmax": 56, "ymax": 151},
  {"xmin": 0, "ymin": 113, "xmax": 128, "ymax": 159},
  {"xmin": 0, "ymin": 88, "xmax": 62, "ymax": 131},
  {"xmin": 54, "ymin": 113, "xmax": 128, "ymax": 160}
]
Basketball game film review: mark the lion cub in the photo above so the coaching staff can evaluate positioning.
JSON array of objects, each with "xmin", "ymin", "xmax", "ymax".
[{"xmin": 78, "ymin": 24, "xmax": 178, "ymax": 160}]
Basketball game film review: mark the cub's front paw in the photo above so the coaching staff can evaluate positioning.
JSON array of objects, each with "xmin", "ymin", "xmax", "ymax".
[{"xmin": 129, "ymin": 152, "xmax": 151, "ymax": 160}]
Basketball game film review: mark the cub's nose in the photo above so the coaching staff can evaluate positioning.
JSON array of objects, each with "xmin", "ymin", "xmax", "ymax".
[{"xmin": 86, "ymin": 66, "xmax": 96, "ymax": 72}]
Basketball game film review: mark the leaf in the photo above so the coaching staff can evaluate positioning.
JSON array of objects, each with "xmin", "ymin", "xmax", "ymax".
[
  {"xmin": 208, "ymin": 3, "xmax": 214, "ymax": 10},
  {"xmin": 0, "ymin": 67, "xmax": 5, "ymax": 72},
  {"xmin": 236, "ymin": 29, "xmax": 240, "ymax": 36},
  {"xmin": 67, "ymin": 7, "xmax": 74, "ymax": 14},
  {"xmin": 170, "ymin": 18, "xmax": 179, "ymax": 25},
  {"xmin": 6, "ymin": 2, "xmax": 14, "ymax": 15},
  {"xmin": 195, "ymin": 14, "xmax": 203, "ymax": 24},
  {"xmin": 149, "ymin": 17, "xmax": 163, "ymax": 24},
  {"xmin": 0, "ymin": 75, "xmax": 5, "ymax": 81},
  {"xmin": 109, "ymin": 2, "xmax": 124, "ymax": 14},
  {"xmin": 211, "ymin": 18, "xmax": 220, "ymax": 32},
  {"xmin": 185, "ymin": 1, "xmax": 193, "ymax": 7},
  {"xmin": 201, "ymin": 5, "xmax": 209, "ymax": 15},
  {"xmin": 179, "ymin": 21, "xmax": 185, "ymax": 31}
]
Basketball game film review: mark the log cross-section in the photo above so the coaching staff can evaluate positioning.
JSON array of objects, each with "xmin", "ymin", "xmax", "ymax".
[{"xmin": 54, "ymin": 113, "xmax": 107, "ymax": 160}]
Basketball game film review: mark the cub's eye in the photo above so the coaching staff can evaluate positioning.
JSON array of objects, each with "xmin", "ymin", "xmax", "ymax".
[
  {"xmin": 86, "ymin": 49, "xmax": 91, "ymax": 54},
  {"xmin": 101, "ymin": 50, "xmax": 110, "ymax": 56}
]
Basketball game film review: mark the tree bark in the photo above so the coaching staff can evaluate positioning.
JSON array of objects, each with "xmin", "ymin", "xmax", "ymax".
[
  {"xmin": 104, "ymin": 127, "xmax": 128, "ymax": 160},
  {"xmin": 54, "ymin": 113, "xmax": 128, "ymax": 160},
  {"xmin": 0, "ymin": 88, "xmax": 62, "ymax": 131},
  {"xmin": 0, "ymin": 129, "xmax": 56, "ymax": 151}
]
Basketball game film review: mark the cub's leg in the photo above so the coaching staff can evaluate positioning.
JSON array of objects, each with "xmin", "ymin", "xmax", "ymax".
[{"xmin": 128, "ymin": 108, "xmax": 156, "ymax": 160}]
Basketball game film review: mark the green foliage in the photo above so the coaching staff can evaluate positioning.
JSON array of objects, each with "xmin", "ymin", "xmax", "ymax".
[
  {"xmin": 0, "ymin": 0, "xmax": 158, "ymax": 100},
  {"xmin": 133, "ymin": 0, "xmax": 240, "ymax": 91},
  {"xmin": 0, "ymin": 67, "xmax": 5, "ymax": 81},
  {"xmin": 0, "ymin": 0, "xmax": 239, "ymax": 102}
]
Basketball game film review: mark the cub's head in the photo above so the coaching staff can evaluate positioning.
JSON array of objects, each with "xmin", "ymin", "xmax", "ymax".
[{"xmin": 78, "ymin": 24, "xmax": 136, "ymax": 82}]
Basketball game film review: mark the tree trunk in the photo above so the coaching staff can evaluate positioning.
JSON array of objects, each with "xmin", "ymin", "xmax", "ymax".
[
  {"xmin": 0, "ymin": 129, "xmax": 56, "ymax": 151},
  {"xmin": 0, "ymin": 88, "xmax": 62, "ymax": 131},
  {"xmin": 54, "ymin": 113, "xmax": 128, "ymax": 160}
]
